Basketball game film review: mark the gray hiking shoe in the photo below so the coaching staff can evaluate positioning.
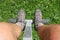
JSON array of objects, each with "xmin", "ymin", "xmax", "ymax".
[
  {"xmin": 34, "ymin": 9, "xmax": 43, "ymax": 31},
  {"xmin": 16, "ymin": 9, "xmax": 25, "ymax": 31}
]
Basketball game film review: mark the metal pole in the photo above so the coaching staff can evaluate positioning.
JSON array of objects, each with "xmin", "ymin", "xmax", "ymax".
[{"xmin": 23, "ymin": 20, "xmax": 33, "ymax": 40}]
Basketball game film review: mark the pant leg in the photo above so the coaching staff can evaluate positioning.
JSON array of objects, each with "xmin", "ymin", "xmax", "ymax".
[{"xmin": 37, "ymin": 24, "xmax": 60, "ymax": 40}]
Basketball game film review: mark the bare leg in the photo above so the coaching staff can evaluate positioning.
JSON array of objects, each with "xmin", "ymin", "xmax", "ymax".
[
  {"xmin": 38, "ymin": 24, "xmax": 60, "ymax": 40},
  {"xmin": 0, "ymin": 9, "xmax": 25, "ymax": 40},
  {"xmin": 0, "ymin": 22, "xmax": 22, "ymax": 40}
]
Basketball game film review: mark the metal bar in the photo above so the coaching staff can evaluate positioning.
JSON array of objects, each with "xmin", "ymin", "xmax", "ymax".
[{"xmin": 23, "ymin": 20, "xmax": 33, "ymax": 40}]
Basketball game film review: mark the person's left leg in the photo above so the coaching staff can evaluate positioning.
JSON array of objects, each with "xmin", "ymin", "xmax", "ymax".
[
  {"xmin": 0, "ymin": 22, "xmax": 22, "ymax": 40},
  {"xmin": 15, "ymin": 9, "xmax": 25, "ymax": 38},
  {"xmin": 0, "ymin": 9, "xmax": 25, "ymax": 40}
]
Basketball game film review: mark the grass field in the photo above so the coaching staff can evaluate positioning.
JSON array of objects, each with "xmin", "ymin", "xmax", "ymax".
[{"xmin": 0, "ymin": 0, "xmax": 60, "ymax": 40}]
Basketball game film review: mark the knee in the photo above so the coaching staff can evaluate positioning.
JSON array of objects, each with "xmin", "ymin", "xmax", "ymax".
[
  {"xmin": 49, "ymin": 25, "xmax": 60, "ymax": 33},
  {"xmin": 38, "ymin": 24, "xmax": 60, "ymax": 40},
  {"xmin": 49, "ymin": 26, "xmax": 60, "ymax": 40}
]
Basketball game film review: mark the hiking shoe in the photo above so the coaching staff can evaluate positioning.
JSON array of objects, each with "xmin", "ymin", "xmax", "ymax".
[
  {"xmin": 34, "ymin": 9, "xmax": 44, "ymax": 31},
  {"xmin": 16, "ymin": 9, "xmax": 25, "ymax": 31}
]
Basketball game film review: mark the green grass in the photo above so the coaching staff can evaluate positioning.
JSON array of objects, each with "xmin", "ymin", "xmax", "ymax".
[{"xmin": 0, "ymin": 0, "xmax": 60, "ymax": 40}]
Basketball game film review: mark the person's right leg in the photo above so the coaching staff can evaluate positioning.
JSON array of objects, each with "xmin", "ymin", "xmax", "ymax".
[
  {"xmin": 34, "ymin": 9, "xmax": 60, "ymax": 40},
  {"xmin": 38, "ymin": 24, "xmax": 60, "ymax": 40}
]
